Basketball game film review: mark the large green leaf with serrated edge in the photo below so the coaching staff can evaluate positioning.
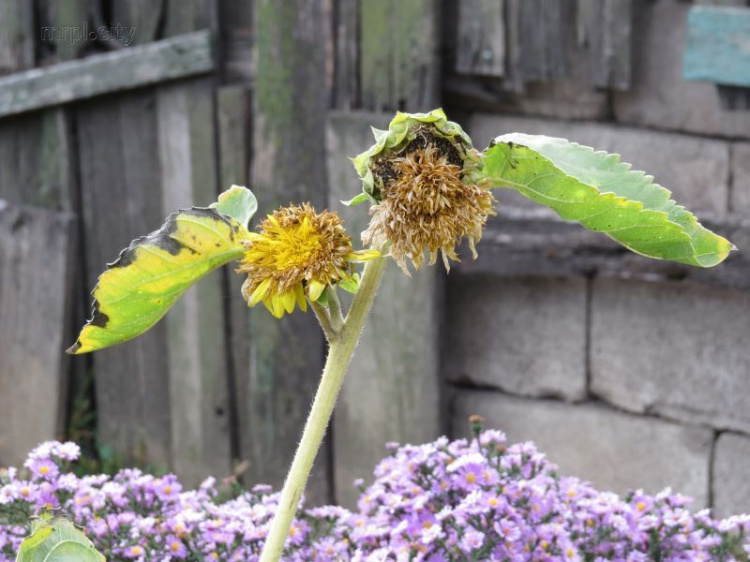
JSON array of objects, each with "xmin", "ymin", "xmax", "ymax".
[
  {"xmin": 16, "ymin": 512, "xmax": 105, "ymax": 562},
  {"xmin": 67, "ymin": 186, "xmax": 256, "ymax": 355},
  {"xmin": 482, "ymin": 134, "xmax": 734, "ymax": 267}
]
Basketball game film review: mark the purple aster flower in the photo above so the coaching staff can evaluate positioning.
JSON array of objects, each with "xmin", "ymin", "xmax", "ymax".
[{"xmin": 459, "ymin": 528, "xmax": 485, "ymax": 553}]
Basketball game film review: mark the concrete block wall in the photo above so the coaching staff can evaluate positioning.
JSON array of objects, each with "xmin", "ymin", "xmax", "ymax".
[{"xmin": 446, "ymin": 0, "xmax": 750, "ymax": 517}]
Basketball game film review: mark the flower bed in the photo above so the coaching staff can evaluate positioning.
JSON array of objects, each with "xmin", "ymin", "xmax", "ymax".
[{"xmin": 1, "ymin": 431, "xmax": 747, "ymax": 561}]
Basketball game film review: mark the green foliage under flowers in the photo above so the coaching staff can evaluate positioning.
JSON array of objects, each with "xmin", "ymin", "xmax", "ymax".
[{"xmin": 15, "ymin": 510, "xmax": 104, "ymax": 562}]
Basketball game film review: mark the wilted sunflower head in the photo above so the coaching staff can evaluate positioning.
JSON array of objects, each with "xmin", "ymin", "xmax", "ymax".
[
  {"xmin": 350, "ymin": 109, "xmax": 496, "ymax": 273},
  {"xmin": 237, "ymin": 203, "xmax": 377, "ymax": 318}
]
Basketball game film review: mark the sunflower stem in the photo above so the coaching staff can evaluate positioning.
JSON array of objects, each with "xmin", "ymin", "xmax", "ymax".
[
  {"xmin": 310, "ymin": 301, "xmax": 337, "ymax": 342},
  {"xmin": 259, "ymin": 256, "xmax": 388, "ymax": 562},
  {"xmin": 327, "ymin": 289, "xmax": 345, "ymax": 332}
]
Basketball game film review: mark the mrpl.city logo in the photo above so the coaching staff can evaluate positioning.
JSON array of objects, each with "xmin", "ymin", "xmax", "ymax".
[{"xmin": 41, "ymin": 22, "xmax": 136, "ymax": 46}]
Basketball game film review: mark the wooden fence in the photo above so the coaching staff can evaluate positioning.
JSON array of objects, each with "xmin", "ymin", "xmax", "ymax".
[
  {"xmin": 0, "ymin": 0, "xmax": 446, "ymax": 506},
  {"xmin": 2, "ymin": 0, "xmax": 749, "ymax": 509}
]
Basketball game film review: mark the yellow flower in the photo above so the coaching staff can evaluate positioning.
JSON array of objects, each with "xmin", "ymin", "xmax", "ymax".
[{"xmin": 237, "ymin": 203, "xmax": 377, "ymax": 318}]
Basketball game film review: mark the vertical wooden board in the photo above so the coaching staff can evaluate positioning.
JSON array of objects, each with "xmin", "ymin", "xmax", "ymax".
[
  {"xmin": 0, "ymin": 203, "xmax": 74, "ymax": 466},
  {"xmin": 332, "ymin": 0, "xmax": 359, "ymax": 109},
  {"xmin": 57, "ymin": 0, "xmax": 89, "ymax": 60},
  {"xmin": 217, "ymin": 85, "xmax": 250, "ymax": 437},
  {"xmin": 519, "ymin": 0, "xmax": 568, "ymax": 83},
  {"xmin": 219, "ymin": 0, "xmax": 254, "ymax": 83},
  {"xmin": 589, "ymin": 0, "xmax": 632, "ymax": 90},
  {"xmin": 0, "ymin": 0, "xmax": 34, "ymax": 73},
  {"xmin": 242, "ymin": 0, "xmax": 330, "ymax": 504},
  {"xmin": 360, "ymin": 0, "xmax": 439, "ymax": 111},
  {"xmin": 455, "ymin": 0, "xmax": 505, "ymax": 77},
  {"xmin": 75, "ymin": 91, "xmax": 172, "ymax": 468},
  {"xmin": 37, "ymin": 0, "xmax": 89, "ymax": 63},
  {"xmin": 157, "ymin": 78, "xmax": 232, "ymax": 486},
  {"xmin": 503, "ymin": 0, "xmax": 524, "ymax": 92},
  {"xmin": 0, "ymin": 109, "xmax": 73, "ymax": 210},
  {"xmin": 164, "ymin": 0, "xmax": 218, "ymax": 37},
  {"xmin": 326, "ymin": 112, "xmax": 442, "ymax": 508},
  {"xmin": 110, "ymin": 0, "xmax": 164, "ymax": 45}
]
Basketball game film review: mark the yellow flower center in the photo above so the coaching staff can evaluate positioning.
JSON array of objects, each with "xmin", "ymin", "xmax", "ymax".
[
  {"xmin": 238, "ymin": 204, "xmax": 375, "ymax": 318},
  {"xmin": 39, "ymin": 466, "xmax": 49, "ymax": 475}
]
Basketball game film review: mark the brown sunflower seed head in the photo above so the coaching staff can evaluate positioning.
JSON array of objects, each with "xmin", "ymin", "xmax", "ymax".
[{"xmin": 363, "ymin": 136, "xmax": 496, "ymax": 274}]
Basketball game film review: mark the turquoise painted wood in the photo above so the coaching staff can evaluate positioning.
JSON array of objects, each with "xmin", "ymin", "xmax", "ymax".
[{"xmin": 684, "ymin": 6, "xmax": 750, "ymax": 88}]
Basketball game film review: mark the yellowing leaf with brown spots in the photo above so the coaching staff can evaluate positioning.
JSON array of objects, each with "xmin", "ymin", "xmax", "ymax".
[{"xmin": 68, "ymin": 206, "xmax": 253, "ymax": 355}]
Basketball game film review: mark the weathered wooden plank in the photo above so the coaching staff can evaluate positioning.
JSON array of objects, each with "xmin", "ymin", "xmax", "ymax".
[
  {"xmin": 332, "ymin": 0, "xmax": 359, "ymax": 108},
  {"xmin": 453, "ymin": 210, "xmax": 750, "ymax": 291},
  {"xmin": 326, "ymin": 111, "xmax": 442, "ymax": 508},
  {"xmin": 37, "ymin": 0, "xmax": 90, "ymax": 62},
  {"xmin": 219, "ymin": 0, "xmax": 254, "ymax": 83},
  {"xmin": 0, "ymin": 0, "xmax": 34, "ymax": 73},
  {"xmin": 360, "ymin": 0, "xmax": 439, "ymax": 111},
  {"xmin": 684, "ymin": 6, "xmax": 750, "ymax": 88},
  {"xmin": 588, "ymin": 0, "xmax": 632, "ymax": 90},
  {"xmin": 157, "ymin": 79, "xmax": 232, "ymax": 486},
  {"xmin": 111, "ymin": 0, "xmax": 164, "ymax": 45},
  {"xmin": 0, "ymin": 109, "xmax": 74, "ymax": 210},
  {"xmin": 503, "ymin": 0, "xmax": 524, "ymax": 92},
  {"xmin": 0, "ymin": 30, "xmax": 214, "ymax": 119},
  {"xmin": 455, "ymin": 0, "xmax": 505, "ymax": 77},
  {"xmin": 242, "ymin": 0, "xmax": 331, "ymax": 504},
  {"xmin": 0, "ymin": 202, "xmax": 75, "ymax": 466},
  {"xmin": 75, "ymin": 90, "xmax": 172, "ymax": 468},
  {"xmin": 519, "ymin": 0, "xmax": 568, "ymax": 83},
  {"xmin": 217, "ymin": 85, "xmax": 250, "ymax": 446},
  {"xmin": 165, "ymin": 0, "xmax": 217, "ymax": 37}
]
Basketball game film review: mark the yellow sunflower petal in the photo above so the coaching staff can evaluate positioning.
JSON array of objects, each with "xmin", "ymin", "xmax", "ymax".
[
  {"xmin": 281, "ymin": 290, "xmax": 297, "ymax": 314},
  {"xmin": 249, "ymin": 277, "xmax": 273, "ymax": 306},
  {"xmin": 308, "ymin": 280, "xmax": 326, "ymax": 302},
  {"xmin": 346, "ymin": 249, "xmax": 381, "ymax": 262},
  {"xmin": 295, "ymin": 283, "xmax": 308, "ymax": 312},
  {"xmin": 270, "ymin": 294, "xmax": 285, "ymax": 318}
]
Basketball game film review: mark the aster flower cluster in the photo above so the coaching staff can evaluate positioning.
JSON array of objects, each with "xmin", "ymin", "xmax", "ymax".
[{"xmin": 2, "ymin": 434, "xmax": 749, "ymax": 561}]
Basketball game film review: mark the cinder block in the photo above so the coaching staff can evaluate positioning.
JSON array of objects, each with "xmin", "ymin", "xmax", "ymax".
[
  {"xmin": 452, "ymin": 390, "xmax": 712, "ymax": 507},
  {"xmin": 444, "ymin": 277, "xmax": 587, "ymax": 401},
  {"xmin": 590, "ymin": 279, "xmax": 750, "ymax": 433},
  {"xmin": 467, "ymin": 114, "xmax": 730, "ymax": 217},
  {"xmin": 731, "ymin": 143, "xmax": 750, "ymax": 217},
  {"xmin": 714, "ymin": 432, "xmax": 750, "ymax": 517},
  {"xmin": 613, "ymin": 0, "xmax": 750, "ymax": 138}
]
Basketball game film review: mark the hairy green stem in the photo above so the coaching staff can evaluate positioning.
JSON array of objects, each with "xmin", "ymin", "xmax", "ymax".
[{"xmin": 259, "ymin": 256, "xmax": 388, "ymax": 562}]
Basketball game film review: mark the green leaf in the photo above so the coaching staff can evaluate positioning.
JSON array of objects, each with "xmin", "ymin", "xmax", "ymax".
[
  {"xmin": 483, "ymin": 134, "xmax": 734, "ymax": 267},
  {"xmin": 209, "ymin": 184, "xmax": 257, "ymax": 227},
  {"xmin": 16, "ymin": 513, "xmax": 105, "ymax": 562},
  {"xmin": 67, "ymin": 200, "xmax": 253, "ymax": 355}
]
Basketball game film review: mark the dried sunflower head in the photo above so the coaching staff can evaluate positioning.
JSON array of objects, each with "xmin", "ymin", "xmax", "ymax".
[
  {"xmin": 237, "ymin": 203, "xmax": 377, "ymax": 318},
  {"xmin": 349, "ymin": 109, "xmax": 496, "ymax": 273}
]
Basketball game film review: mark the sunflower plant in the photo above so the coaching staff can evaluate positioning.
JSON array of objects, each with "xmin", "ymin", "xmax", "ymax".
[{"xmin": 64, "ymin": 109, "xmax": 734, "ymax": 562}]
